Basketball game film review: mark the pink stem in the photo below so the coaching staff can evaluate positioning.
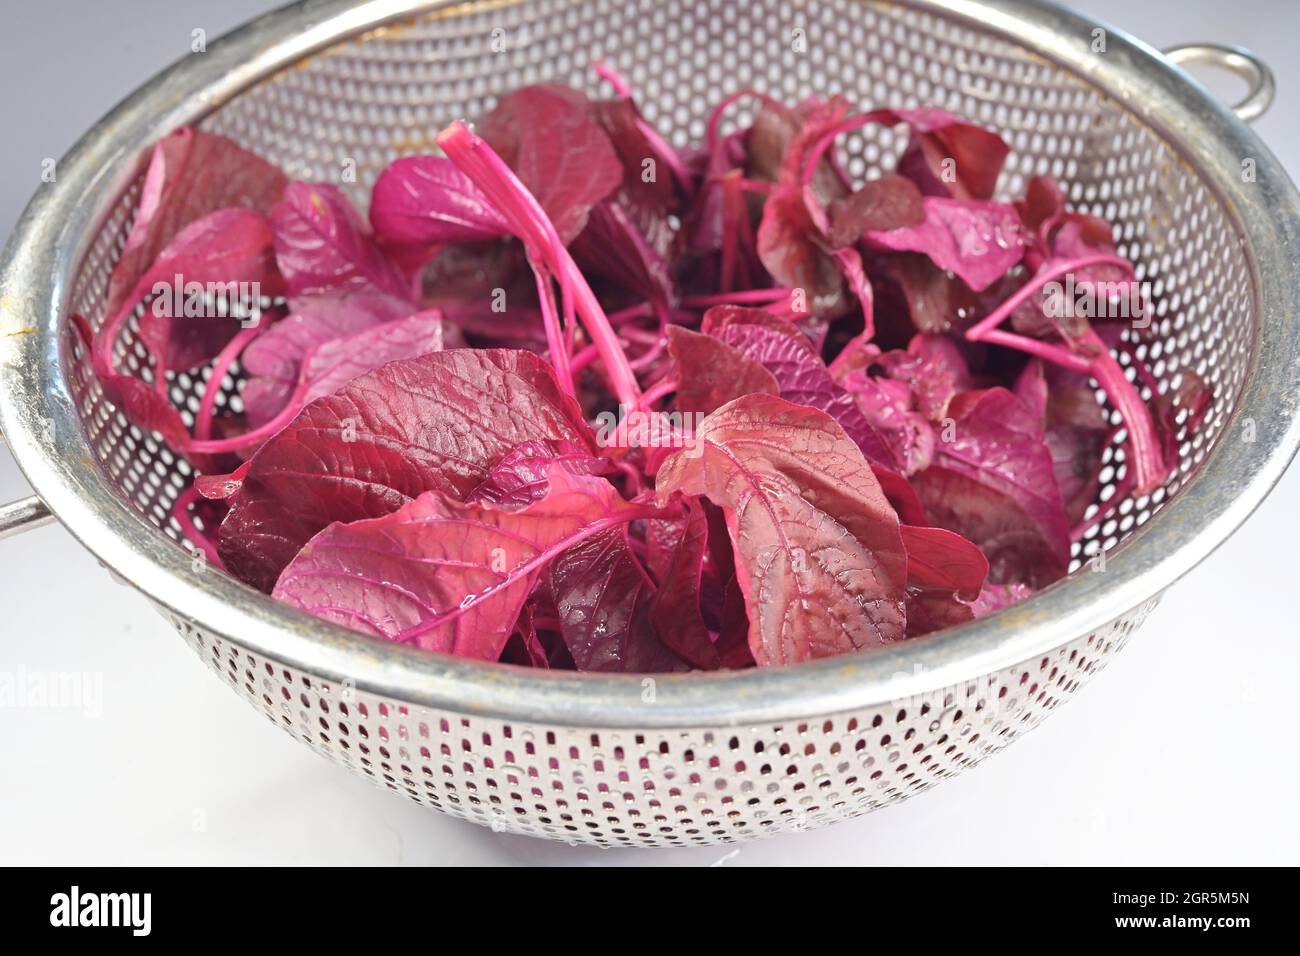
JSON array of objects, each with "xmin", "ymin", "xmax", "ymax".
[
  {"xmin": 965, "ymin": 253, "xmax": 1135, "ymax": 340},
  {"xmin": 593, "ymin": 60, "xmax": 632, "ymax": 97},
  {"xmin": 705, "ymin": 174, "xmax": 773, "ymax": 195},
  {"xmin": 570, "ymin": 343, "xmax": 600, "ymax": 375},
  {"xmin": 629, "ymin": 336, "xmax": 666, "ymax": 371},
  {"xmin": 592, "ymin": 61, "xmax": 693, "ymax": 197},
  {"xmin": 185, "ymin": 371, "xmax": 321, "ymax": 455},
  {"xmin": 531, "ymin": 267, "xmax": 576, "ymax": 397},
  {"xmin": 1069, "ymin": 427, "xmax": 1136, "ymax": 542},
  {"xmin": 706, "ymin": 89, "xmax": 782, "ymax": 154},
  {"xmin": 979, "ymin": 328, "xmax": 1094, "ymax": 374},
  {"xmin": 185, "ymin": 404, "xmax": 297, "ymax": 455},
  {"xmin": 608, "ymin": 302, "xmax": 654, "ymax": 325},
  {"xmin": 638, "ymin": 377, "xmax": 678, "ymax": 409},
  {"xmin": 93, "ymin": 271, "xmax": 157, "ymax": 374},
  {"xmin": 1083, "ymin": 332, "xmax": 1165, "ymax": 494},
  {"xmin": 967, "ymin": 255, "xmax": 1165, "ymax": 494},
  {"xmin": 681, "ymin": 288, "xmax": 792, "ymax": 308},
  {"xmin": 172, "ymin": 487, "xmax": 225, "ymax": 570},
  {"xmin": 720, "ymin": 171, "xmax": 743, "ymax": 294},
  {"xmin": 195, "ymin": 323, "xmax": 266, "ymax": 441},
  {"xmin": 437, "ymin": 122, "xmax": 641, "ymax": 408},
  {"xmin": 1118, "ymin": 339, "xmax": 1163, "ymax": 396},
  {"xmin": 621, "ymin": 325, "xmax": 661, "ymax": 346}
]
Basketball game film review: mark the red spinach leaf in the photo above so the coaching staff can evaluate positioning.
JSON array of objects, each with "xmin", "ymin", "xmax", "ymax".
[
  {"xmin": 106, "ymin": 128, "xmax": 288, "ymax": 319},
  {"xmin": 273, "ymin": 469, "xmax": 649, "ymax": 659},
  {"xmin": 549, "ymin": 525, "xmax": 690, "ymax": 673},
  {"xmin": 703, "ymin": 306, "xmax": 901, "ymax": 470},
  {"xmin": 478, "ymin": 84, "xmax": 624, "ymax": 245},
  {"xmin": 239, "ymin": 290, "xmax": 415, "ymax": 427},
  {"xmin": 217, "ymin": 349, "xmax": 597, "ymax": 592},
  {"xmin": 369, "ymin": 155, "xmax": 510, "ymax": 246},
  {"xmin": 899, "ymin": 524, "xmax": 988, "ymax": 636},
  {"xmin": 891, "ymin": 107, "xmax": 1010, "ymax": 200},
  {"xmin": 467, "ymin": 439, "xmax": 609, "ymax": 508},
  {"xmin": 132, "ymin": 208, "xmax": 285, "ymax": 372},
  {"xmin": 912, "ymin": 387, "xmax": 1070, "ymax": 587},
  {"xmin": 865, "ymin": 197, "xmax": 1025, "ymax": 293},
  {"xmin": 271, "ymin": 182, "xmax": 412, "ymax": 300},
  {"xmin": 826, "ymin": 174, "xmax": 925, "ymax": 248},
  {"xmin": 647, "ymin": 496, "xmax": 728, "ymax": 669},
  {"xmin": 655, "ymin": 393, "xmax": 909, "ymax": 665},
  {"xmin": 666, "ymin": 325, "xmax": 779, "ymax": 416}
]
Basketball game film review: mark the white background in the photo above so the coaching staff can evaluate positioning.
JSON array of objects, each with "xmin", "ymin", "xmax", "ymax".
[{"xmin": 1, "ymin": 0, "xmax": 1297, "ymax": 866}]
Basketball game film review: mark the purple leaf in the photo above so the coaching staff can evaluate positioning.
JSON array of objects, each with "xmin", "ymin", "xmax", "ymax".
[
  {"xmin": 570, "ymin": 199, "xmax": 675, "ymax": 305},
  {"xmin": 840, "ymin": 371, "xmax": 935, "ymax": 475},
  {"xmin": 703, "ymin": 306, "xmax": 901, "ymax": 470},
  {"xmin": 655, "ymin": 393, "xmax": 909, "ymax": 665},
  {"xmin": 590, "ymin": 97, "xmax": 679, "ymax": 212},
  {"xmin": 369, "ymin": 155, "xmax": 510, "ymax": 246},
  {"xmin": 419, "ymin": 240, "xmax": 545, "ymax": 344},
  {"xmin": 901, "ymin": 522, "xmax": 988, "ymax": 638},
  {"xmin": 755, "ymin": 98, "xmax": 856, "ymax": 316},
  {"xmin": 217, "ymin": 349, "xmax": 597, "ymax": 592},
  {"xmin": 271, "ymin": 182, "xmax": 411, "ymax": 300},
  {"xmin": 478, "ymin": 84, "xmax": 624, "ymax": 245},
  {"xmin": 273, "ymin": 469, "xmax": 650, "ymax": 658},
  {"xmin": 106, "ymin": 128, "xmax": 288, "ymax": 320},
  {"xmin": 910, "ymin": 468, "xmax": 1066, "ymax": 590},
  {"xmin": 911, "ymin": 387, "xmax": 1070, "ymax": 587},
  {"xmin": 902, "ymin": 524, "xmax": 988, "ymax": 600},
  {"xmin": 871, "ymin": 252, "xmax": 979, "ymax": 337},
  {"xmin": 647, "ymin": 496, "xmax": 727, "ymax": 670},
  {"xmin": 549, "ymin": 525, "xmax": 690, "ymax": 673},
  {"xmin": 747, "ymin": 97, "xmax": 847, "ymax": 204},
  {"xmin": 756, "ymin": 184, "xmax": 846, "ymax": 314},
  {"xmin": 666, "ymin": 325, "xmax": 779, "ymax": 416},
  {"xmin": 467, "ymin": 439, "xmax": 609, "ymax": 508},
  {"xmin": 890, "ymin": 107, "xmax": 1010, "ymax": 200},
  {"xmin": 129, "ymin": 208, "xmax": 285, "ymax": 373},
  {"xmin": 826, "ymin": 174, "xmax": 925, "ymax": 248},
  {"xmin": 239, "ymin": 290, "xmax": 415, "ymax": 427},
  {"xmin": 293, "ymin": 309, "xmax": 445, "ymax": 406},
  {"xmin": 866, "ymin": 197, "xmax": 1025, "ymax": 292},
  {"xmin": 873, "ymin": 334, "xmax": 973, "ymax": 423}
]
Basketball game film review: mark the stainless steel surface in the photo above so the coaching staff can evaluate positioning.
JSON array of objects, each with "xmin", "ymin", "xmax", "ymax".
[
  {"xmin": 1, "ymin": 0, "xmax": 1298, "ymax": 846},
  {"xmin": 1164, "ymin": 43, "xmax": 1276, "ymax": 122}
]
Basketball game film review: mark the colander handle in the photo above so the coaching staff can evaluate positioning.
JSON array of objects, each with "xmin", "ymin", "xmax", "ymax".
[
  {"xmin": 0, "ymin": 494, "xmax": 53, "ymax": 540},
  {"xmin": 0, "ymin": 429, "xmax": 56, "ymax": 539},
  {"xmin": 1163, "ymin": 43, "xmax": 1275, "ymax": 123}
]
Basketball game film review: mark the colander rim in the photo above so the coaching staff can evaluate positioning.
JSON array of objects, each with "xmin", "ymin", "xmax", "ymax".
[{"xmin": 2, "ymin": 0, "xmax": 1298, "ymax": 729}]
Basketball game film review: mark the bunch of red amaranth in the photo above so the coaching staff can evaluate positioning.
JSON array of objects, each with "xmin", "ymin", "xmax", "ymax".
[{"xmin": 84, "ymin": 71, "xmax": 1209, "ymax": 671}]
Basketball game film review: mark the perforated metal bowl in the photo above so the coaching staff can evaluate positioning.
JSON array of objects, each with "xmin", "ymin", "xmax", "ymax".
[{"xmin": 2, "ymin": 0, "xmax": 1298, "ymax": 847}]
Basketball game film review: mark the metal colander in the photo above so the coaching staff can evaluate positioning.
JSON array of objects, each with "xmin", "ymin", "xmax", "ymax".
[{"xmin": 2, "ymin": 0, "xmax": 1298, "ymax": 848}]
